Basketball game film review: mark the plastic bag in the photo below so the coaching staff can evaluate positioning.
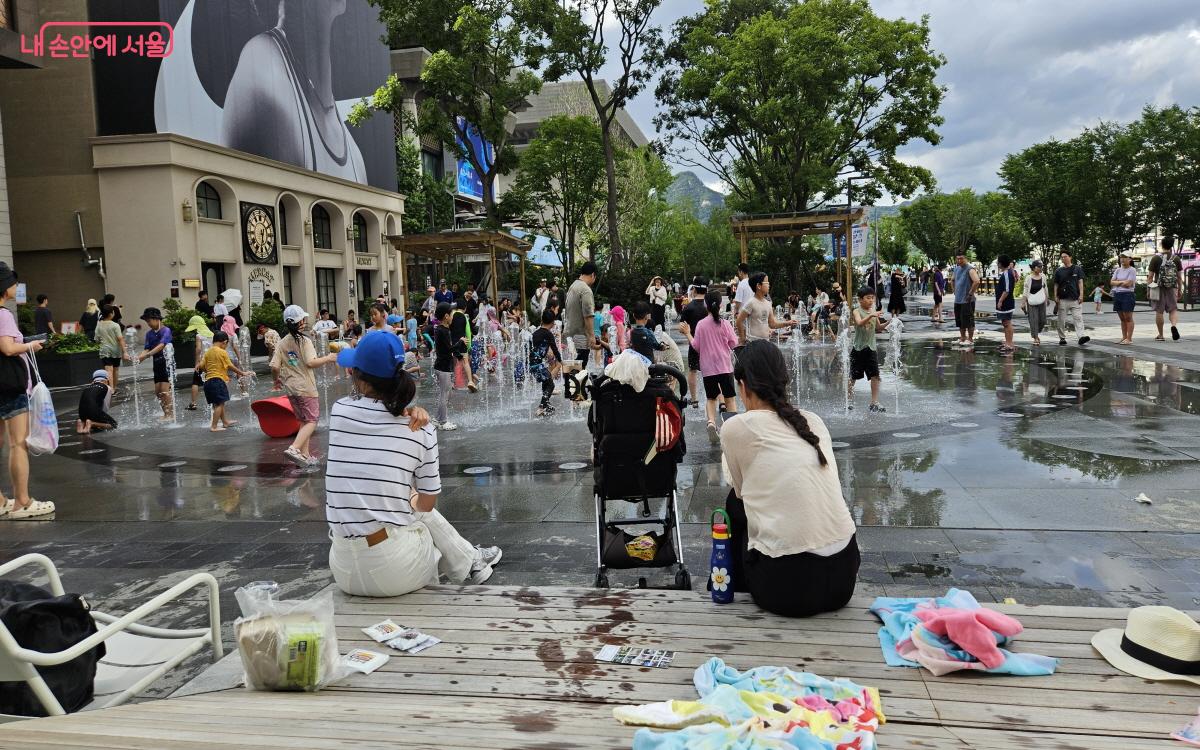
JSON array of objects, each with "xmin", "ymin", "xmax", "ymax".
[
  {"xmin": 233, "ymin": 582, "xmax": 348, "ymax": 692},
  {"xmin": 25, "ymin": 356, "xmax": 58, "ymax": 456}
]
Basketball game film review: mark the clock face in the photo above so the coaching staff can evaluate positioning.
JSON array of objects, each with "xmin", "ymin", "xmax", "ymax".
[{"xmin": 245, "ymin": 207, "xmax": 275, "ymax": 260}]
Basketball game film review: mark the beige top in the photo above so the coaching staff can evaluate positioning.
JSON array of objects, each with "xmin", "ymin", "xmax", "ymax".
[
  {"xmin": 270, "ymin": 334, "xmax": 318, "ymax": 398},
  {"xmin": 720, "ymin": 409, "xmax": 856, "ymax": 557},
  {"xmin": 742, "ymin": 297, "xmax": 772, "ymax": 340}
]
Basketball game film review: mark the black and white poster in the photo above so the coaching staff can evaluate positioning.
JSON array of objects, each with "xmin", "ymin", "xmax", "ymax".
[{"xmin": 89, "ymin": 0, "xmax": 395, "ymax": 191}]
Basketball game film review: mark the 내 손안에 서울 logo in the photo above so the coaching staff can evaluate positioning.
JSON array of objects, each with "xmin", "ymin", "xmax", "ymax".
[{"xmin": 21, "ymin": 22, "xmax": 174, "ymax": 59}]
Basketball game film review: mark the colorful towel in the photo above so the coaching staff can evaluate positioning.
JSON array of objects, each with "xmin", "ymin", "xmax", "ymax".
[
  {"xmin": 614, "ymin": 658, "xmax": 884, "ymax": 750},
  {"xmin": 869, "ymin": 589, "xmax": 1057, "ymax": 676}
]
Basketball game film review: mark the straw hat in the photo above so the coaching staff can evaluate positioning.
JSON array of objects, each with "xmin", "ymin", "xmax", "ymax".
[{"xmin": 1091, "ymin": 606, "xmax": 1200, "ymax": 685}]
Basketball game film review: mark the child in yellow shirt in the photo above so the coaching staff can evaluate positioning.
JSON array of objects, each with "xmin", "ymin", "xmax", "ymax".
[{"xmin": 199, "ymin": 331, "xmax": 249, "ymax": 432}]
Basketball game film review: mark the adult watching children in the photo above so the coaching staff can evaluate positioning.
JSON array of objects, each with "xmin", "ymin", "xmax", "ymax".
[
  {"xmin": 564, "ymin": 261, "xmax": 599, "ymax": 365},
  {"xmin": 719, "ymin": 340, "xmax": 859, "ymax": 617},
  {"xmin": 326, "ymin": 331, "xmax": 501, "ymax": 596}
]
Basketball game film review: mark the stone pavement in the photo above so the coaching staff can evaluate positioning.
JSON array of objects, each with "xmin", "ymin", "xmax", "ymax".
[{"xmin": 2, "ymin": 309, "xmax": 1199, "ymax": 697}]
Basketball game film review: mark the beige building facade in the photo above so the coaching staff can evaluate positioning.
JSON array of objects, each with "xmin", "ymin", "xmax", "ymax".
[{"xmin": 92, "ymin": 134, "xmax": 405, "ymax": 321}]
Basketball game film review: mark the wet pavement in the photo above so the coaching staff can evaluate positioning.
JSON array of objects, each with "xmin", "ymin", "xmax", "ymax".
[{"xmin": 2, "ymin": 306, "xmax": 1199, "ymax": 695}]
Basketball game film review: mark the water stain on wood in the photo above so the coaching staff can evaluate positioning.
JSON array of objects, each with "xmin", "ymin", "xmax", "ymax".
[
  {"xmin": 502, "ymin": 587, "xmax": 549, "ymax": 611},
  {"xmin": 505, "ymin": 713, "xmax": 557, "ymax": 734}
]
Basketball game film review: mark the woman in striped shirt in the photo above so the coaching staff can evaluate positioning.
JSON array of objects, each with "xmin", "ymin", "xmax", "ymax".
[{"xmin": 326, "ymin": 332, "xmax": 501, "ymax": 597}]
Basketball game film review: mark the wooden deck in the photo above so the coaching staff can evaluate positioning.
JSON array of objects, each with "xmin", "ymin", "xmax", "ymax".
[{"xmin": 4, "ymin": 584, "xmax": 1197, "ymax": 749}]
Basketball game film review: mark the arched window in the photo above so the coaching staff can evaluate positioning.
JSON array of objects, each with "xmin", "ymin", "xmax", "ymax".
[
  {"xmin": 353, "ymin": 213, "xmax": 368, "ymax": 253},
  {"xmin": 278, "ymin": 202, "xmax": 289, "ymax": 246},
  {"xmin": 312, "ymin": 205, "xmax": 332, "ymax": 249},
  {"xmin": 196, "ymin": 181, "xmax": 221, "ymax": 219}
]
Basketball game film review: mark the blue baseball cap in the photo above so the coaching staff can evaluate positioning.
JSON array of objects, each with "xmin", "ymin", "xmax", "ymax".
[
  {"xmin": 336, "ymin": 330, "xmax": 404, "ymax": 378},
  {"xmin": 91, "ymin": 369, "xmax": 109, "ymax": 382},
  {"xmin": 386, "ymin": 313, "xmax": 403, "ymax": 325}
]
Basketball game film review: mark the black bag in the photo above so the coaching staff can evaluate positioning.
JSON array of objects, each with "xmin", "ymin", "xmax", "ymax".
[
  {"xmin": 0, "ymin": 353, "xmax": 28, "ymax": 398},
  {"xmin": 0, "ymin": 580, "xmax": 105, "ymax": 716}
]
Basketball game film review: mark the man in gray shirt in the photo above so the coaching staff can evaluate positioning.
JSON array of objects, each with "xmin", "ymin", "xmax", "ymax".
[{"xmin": 564, "ymin": 261, "xmax": 598, "ymax": 365}]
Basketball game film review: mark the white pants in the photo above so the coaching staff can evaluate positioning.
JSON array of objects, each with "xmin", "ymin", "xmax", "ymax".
[
  {"xmin": 328, "ymin": 510, "xmax": 477, "ymax": 597},
  {"xmin": 1056, "ymin": 300, "xmax": 1085, "ymax": 340}
]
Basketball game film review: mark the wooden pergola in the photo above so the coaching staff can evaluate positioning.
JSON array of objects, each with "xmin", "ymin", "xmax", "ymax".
[
  {"xmin": 731, "ymin": 206, "xmax": 867, "ymax": 294},
  {"xmin": 386, "ymin": 229, "xmax": 533, "ymax": 311}
]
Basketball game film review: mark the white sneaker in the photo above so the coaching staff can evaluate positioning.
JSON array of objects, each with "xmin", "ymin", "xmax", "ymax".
[
  {"xmin": 475, "ymin": 545, "xmax": 502, "ymax": 567},
  {"xmin": 466, "ymin": 562, "xmax": 493, "ymax": 584},
  {"xmin": 707, "ymin": 422, "xmax": 720, "ymax": 445},
  {"xmin": 440, "ymin": 422, "xmax": 459, "ymax": 431}
]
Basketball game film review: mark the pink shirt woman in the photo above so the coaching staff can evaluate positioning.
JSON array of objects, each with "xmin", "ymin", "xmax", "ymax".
[{"xmin": 692, "ymin": 315, "xmax": 737, "ymax": 377}]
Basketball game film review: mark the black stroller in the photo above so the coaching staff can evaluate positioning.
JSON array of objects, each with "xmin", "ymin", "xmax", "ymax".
[{"xmin": 587, "ymin": 364, "xmax": 691, "ymax": 590}]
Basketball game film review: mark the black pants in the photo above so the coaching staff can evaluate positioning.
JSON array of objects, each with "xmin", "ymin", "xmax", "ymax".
[
  {"xmin": 725, "ymin": 489, "xmax": 860, "ymax": 617},
  {"xmin": 539, "ymin": 378, "xmax": 554, "ymax": 408},
  {"xmin": 651, "ymin": 303, "xmax": 666, "ymax": 330}
]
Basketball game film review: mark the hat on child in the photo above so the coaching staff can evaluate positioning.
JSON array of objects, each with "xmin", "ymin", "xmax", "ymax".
[
  {"xmin": 386, "ymin": 314, "xmax": 403, "ymax": 325},
  {"xmin": 91, "ymin": 370, "xmax": 109, "ymax": 382},
  {"xmin": 184, "ymin": 315, "xmax": 214, "ymax": 338},
  {"xmin": 283, "ymin": 305, "xmax": 309, "ymax": 324},
  {"xmin": 336, "ymin": 329, "xmax": 405, "ymax": 378}
]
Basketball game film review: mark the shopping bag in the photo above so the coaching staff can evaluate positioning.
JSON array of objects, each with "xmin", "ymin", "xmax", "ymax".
[{"xmin": 25, "ymin": 355, "xmax": 58, "ymax": 456}]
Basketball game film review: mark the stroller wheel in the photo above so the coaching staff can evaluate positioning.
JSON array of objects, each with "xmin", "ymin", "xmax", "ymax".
[
  {"xmin": 675, "ymin": 570, "xmax": 692, "ymax": 591},
  {"xmin": 594, "ymin": 573, "xmax": 610, "ymax": 589}
]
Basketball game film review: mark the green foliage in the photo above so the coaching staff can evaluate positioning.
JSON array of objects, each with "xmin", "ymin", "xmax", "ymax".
[
  {"xmin": 353, "ymin": 0, "xmax": 545, "ymax": 226},
  {"xmin": 505, "ymin": 114, "xmax": 607, "ymax": 270},
  {"xmin": 899, "ymin": 190, "xmax": 1029, "ymax": 268},
  {"xmin": 46, "ymin": 332, "xmax": 99, "ymax": 354},
  {"xmin": 655, "ymin": 0, "xmax": 945, "ymax": 215},
  {"xmin": 15, "ymin": 304, "xmax": 33, "ymax": 337},
  {"xmin": 1132, "ymin": 105, "xmax": 1200, "ymax": 247},
  {"xmin": 535, "ymin": 0, "xmax": 666, "ymax": 261},
  {"xmin": 161, "ymin": 297, "xmax": 202, "ymax": 345},
  {"xmin": 875, "ymin": 215, "xmax": 909, "ymax": 266},
  {"xmin": 395, "ymin": 138, "xmax": 456, "ymax": 234},
  {"xmin": 249, "ymin": 302, "xmax": 285, "ymax": 336}
]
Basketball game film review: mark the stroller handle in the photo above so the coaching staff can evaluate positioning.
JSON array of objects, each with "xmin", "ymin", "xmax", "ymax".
[{"xmin": 648, "ymin": 364, "xmax": 687, "ymax": 400}]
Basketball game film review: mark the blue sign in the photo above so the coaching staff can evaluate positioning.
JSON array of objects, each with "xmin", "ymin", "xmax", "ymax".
[{"xmin": 456, "ymin": 118, "xmax": 494, "ymax": 202}]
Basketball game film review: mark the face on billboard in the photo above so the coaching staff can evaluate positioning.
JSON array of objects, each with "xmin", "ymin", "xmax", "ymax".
[
  {"xmin": 92, "ymin": 0, "xmax": 394, "ymax": 190},
  {"xmin": 455, "ymin": 118, "xmax": 494, "ymax": 202}
]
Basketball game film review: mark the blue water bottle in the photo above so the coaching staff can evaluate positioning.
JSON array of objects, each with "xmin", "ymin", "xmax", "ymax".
[{"xmin": 710, "ymin": 509, "xmax": 734, "ymax": 604}]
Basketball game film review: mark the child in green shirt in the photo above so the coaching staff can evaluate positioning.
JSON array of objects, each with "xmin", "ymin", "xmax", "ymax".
[{"xmin": 849, "ymin": 287, "xmax": 889, "ymax": 413}]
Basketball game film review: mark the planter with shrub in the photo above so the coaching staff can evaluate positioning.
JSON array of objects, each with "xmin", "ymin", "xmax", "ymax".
[{"xmin": 34, "ymin": 333, "xmax": 101, "ymax": 388}]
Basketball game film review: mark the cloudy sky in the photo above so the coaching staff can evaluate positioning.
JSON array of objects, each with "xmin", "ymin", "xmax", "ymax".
[{"xmin": 603, "ymin": 0, "xmax": 1200, "ymax": 197}]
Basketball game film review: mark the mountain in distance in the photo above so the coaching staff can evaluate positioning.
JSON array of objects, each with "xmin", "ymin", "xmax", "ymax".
[{"xmin": 667, "ymin": 171, "xmax": 726, "ymax": 222}]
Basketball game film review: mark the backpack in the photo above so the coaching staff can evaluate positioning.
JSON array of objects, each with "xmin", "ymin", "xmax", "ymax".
[
  {"xmin": 0, "ymin": 580, "xmax": 105, "ymax": 716},
  {"xmin": 1159, "ymin": 255, "xmax": 1180, "ymax": 288}
]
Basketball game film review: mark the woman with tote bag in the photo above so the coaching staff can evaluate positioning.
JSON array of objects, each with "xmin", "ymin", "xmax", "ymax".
[
  {"xmin": 1021, "ymin": 260, "xmax": 1049, "ymax": 346},
  {"xmin": 0, "ymin": 262, "xmax": 54, "ymax": 519}
]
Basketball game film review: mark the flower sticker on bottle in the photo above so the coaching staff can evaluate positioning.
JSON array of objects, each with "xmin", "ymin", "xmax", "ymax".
[{"xmin": 711, "ymin": 567, "xmax": 729, "ymax": 593}]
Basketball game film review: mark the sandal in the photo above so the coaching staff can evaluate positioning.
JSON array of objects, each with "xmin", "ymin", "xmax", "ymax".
[
  {"xmin": 6, "ymin": 499, "xmax": 55, "ymax": 519},
  {"xmin": 0, "ymin": 499, "xmax": 12, "ymax": 518}
]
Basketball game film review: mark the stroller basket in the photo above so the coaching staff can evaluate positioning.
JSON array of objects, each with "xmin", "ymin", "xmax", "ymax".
[{"xmin": 587, "ymin": 364, "xmax": 691, "ymax": 590}]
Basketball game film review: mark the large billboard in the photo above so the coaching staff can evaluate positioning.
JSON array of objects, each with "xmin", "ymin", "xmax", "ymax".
[
  {"xmin": 88, "ymin": 0, "xmax": 396, "ymax": 191},
  {"xmin": 455, "ymin": 117, "xmax": 494, "ymax": 202}
]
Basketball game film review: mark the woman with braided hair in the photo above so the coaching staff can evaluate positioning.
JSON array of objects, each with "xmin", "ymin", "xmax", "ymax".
[{"xmin": 719, "ymin": 340, "xmax": 860, "ymax": 617}]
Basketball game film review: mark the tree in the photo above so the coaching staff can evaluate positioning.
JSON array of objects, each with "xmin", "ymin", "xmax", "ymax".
[
  {"xmin": 899, "ymin": 194, "xmax": 952, "ymax": 262},
  {"xmin": 1075, "ymin": 121, "xmax": 1148, "ymax": 273},
  {"xmin": 1132, "ymin": 105, "xmax": 1200, "ymax": 248},
  {"xmin": 395, "ymin": 138, "xmax": 455, "ymax": 234},
  {"xmin": 505, "ymin": 114, "xmax": 607, "ymax": 271},
  {"xmin": 352, "ymin": 0, "xmax": 543, "ymax": 227},
  {"xmin": 538, "ymin": 0, "xmax": 665, "ymax": 263},
  {"xmin": 655, "ymin": 0, "xmax": 945, "ymax": 215},
  {"xmin": 972, "ymin": 192, "xmax": 1030, "ymax": 270},
  {"xmin": 999, "ymin": 139, "xmax": 1091, "ymax": 260},
  {"xmin": 609, "ymin": 145, "xmax": 675, "ymax": 266},
  {"xmin": 875, "ymin": 215, "xmax": 909, "ymax": 266}
]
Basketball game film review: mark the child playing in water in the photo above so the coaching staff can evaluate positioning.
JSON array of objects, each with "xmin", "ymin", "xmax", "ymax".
[
  {"xmin": 200, "ymin": 331, "xmax": 249, "ymax": 432},
  {"xmin": 848, "ymin": 288, "xmax": 889, "ymax": 414},
  {"xmin": 530, "ymin": 309, "xmax": 563, "ymax": 417},
  {"xmin": 76, "ymin": 369, "xmax": 117, "ymax": 434}
]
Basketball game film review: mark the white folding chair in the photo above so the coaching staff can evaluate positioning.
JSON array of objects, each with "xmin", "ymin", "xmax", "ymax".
[{"xmin": 0, "ymin": 553, "xmax": 223, "ymax": 721}]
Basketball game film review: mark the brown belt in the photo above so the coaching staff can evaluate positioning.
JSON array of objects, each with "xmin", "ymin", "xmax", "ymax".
[{"xmin": 364, "ymin": 528, "xmax": 388, "ymax": 547}]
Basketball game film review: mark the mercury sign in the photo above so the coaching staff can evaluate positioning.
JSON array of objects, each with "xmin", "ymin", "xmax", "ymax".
[{"xmin": 455, "ymin": 117, "xmax": 494, "ymax": 203}]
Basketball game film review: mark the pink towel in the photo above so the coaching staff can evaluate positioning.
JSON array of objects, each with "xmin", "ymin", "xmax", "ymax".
[{"xmin": 915, "ymin": 607, "xmax": 1023, "ymax": 669}]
